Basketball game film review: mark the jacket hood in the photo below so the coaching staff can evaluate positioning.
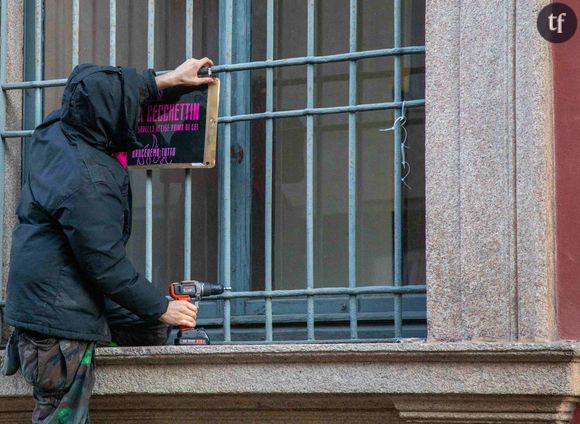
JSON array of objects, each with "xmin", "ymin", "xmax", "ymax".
[{"xmin": 60, "ymin": 64, "xmax": 146, "ymax": 153}]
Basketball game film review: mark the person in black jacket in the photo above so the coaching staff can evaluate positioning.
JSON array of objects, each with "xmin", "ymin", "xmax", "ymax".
[{"xmin": 1, "ymin": 57, "xmax": 215, "ymax": 423}]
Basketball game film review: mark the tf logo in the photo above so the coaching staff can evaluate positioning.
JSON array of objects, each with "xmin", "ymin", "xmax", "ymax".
[{"xmin": 537, "ymin": 2, "xmax": 577, "ymax": 43}]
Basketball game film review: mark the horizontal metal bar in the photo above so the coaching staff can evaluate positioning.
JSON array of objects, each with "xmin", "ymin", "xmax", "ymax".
[
  {"xmin": 204, "ymin": 285, "xmax": 426, "ymax": 300},
  {"xmin": 2, "ymin": 78, "xmax": 67, "ymax": 90},
  {"xmin": 212, "ymin": 338, "xmax": 415, "ymax": 345},
  {"xmin": 2, "ymin": 45, "xmax": 425, "ymax": 91},
  {"xmin": 1, "ymin": 99, "xmax": 425, "ymax": 138},
  {"xmin": 167, "ymin": 45, "xmax": 425, "ymax": 75},
  {"xmin": 218, "ymin": 99, "xmax": 425, "ymax": 123},
  {"xmin": 197, "ymin": 311, "xmax": 426, "ymax": 327},
  {"xmin": 1, "ymin": 130, "xmax": 34, "ymax": 138}
]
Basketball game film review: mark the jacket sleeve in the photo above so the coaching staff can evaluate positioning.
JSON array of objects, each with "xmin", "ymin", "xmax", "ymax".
[
  {"xmin": 138, "ymin": 69, "xmax": 160, "ymax": 105},
  {"xmin": 54, "ymin": 179, "xmax": 169, "ymax": 322}
]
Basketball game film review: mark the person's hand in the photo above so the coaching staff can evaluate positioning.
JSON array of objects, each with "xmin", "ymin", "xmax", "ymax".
[
  {"xmin": 155, "ymin": 57, "xmax": 215, "ymax": 90},
  {"xmin": 159, "ymin": 300, "xmax": 198, "ymax": 328}
]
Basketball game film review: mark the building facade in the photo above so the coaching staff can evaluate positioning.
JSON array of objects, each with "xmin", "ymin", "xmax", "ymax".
[{"xmin": 0, "ymin": 0, "xmax": 579, "ymax": 423}]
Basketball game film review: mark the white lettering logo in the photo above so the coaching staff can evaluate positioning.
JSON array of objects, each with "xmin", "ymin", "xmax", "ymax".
[{"xmin": 549, "ymin": 12, "xmax": 567, "ymax": 33}]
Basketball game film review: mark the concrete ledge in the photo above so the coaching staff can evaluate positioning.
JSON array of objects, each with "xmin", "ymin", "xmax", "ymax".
[
  {"xmin": 1, "ymin": 342, "xmax": 579, "ymax": 423},
  {"xmin": 96, "ymin": 341, "xmax": 580, "ymax": 364}
]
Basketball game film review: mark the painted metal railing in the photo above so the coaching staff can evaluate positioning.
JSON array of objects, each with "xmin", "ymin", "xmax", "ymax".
[{"xmin": 0, "ymin": 0, "xmax": 426, "ymax": 343}]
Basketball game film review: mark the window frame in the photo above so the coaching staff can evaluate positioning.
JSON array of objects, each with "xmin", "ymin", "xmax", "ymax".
[{"xmin": 1, "ymin": 0, "xmax": 427, "ymax": 344}]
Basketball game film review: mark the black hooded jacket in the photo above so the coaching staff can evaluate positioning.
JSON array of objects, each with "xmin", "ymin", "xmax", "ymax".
[{"xmin": 5, "ymin": 64, "xmax": 169, "ymax": 342}]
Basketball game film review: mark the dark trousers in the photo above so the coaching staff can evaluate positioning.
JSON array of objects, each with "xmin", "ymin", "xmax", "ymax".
[
  {"xmin": 2, "ymin": 322, "xmax": 169, "ymax": 423},
  {"xmin": 4, "ymin": 329, "xmax": 96, "ymax": 424}
]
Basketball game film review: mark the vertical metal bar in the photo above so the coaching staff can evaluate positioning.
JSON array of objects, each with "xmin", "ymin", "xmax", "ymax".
[
  {"xmin": 185, "ymin": 0, "xmax": 193, "ymax": 58},
  {"xmin": 393, "ymin": 0, "xmax": 403, "ymax": 339},
  {"xmin": 183, "ymin": 169, "xmax": 191, "ymax": 280},
  {"xmin": 0, "ymin": 0, "xmax": 8, "ymax": 307},
  {"xmin": 348, "ymin": 0, "xmax": 358, "ymax": 339},
  {"xmin": 230, "ymin": 0, "xmax": 252, "ymax": 295},
  {"xmin": 147, "ymin": 0, "xmax": 155, "ymax": 66},
  {"xmin": 34, "ymin": 0, "xmax": 42, "ymax": 127},
  {"xmin": 264, "ymin": 0, "xmax": 274, "ymax": 342},
  {"xmin": 145, "ymin": 0, "xmax": 155, "ymax": 282},
  {"xmin": 306, "ymin": 0, "xmax": 315, "ymax": 341},
  {"xmin": 183, "ymin": 0, "xmax": 193, "ymax": 280},
  {"xmin": 222, "ymin": 0, "xmax": 234, "ymax": 342},
  {"xmin": 72, "ymin": 0, "xmax": 79, "ymax": 68},
  {"xmin": 109, "ymin": 0, "xmax": 116, "ymax": 66}
]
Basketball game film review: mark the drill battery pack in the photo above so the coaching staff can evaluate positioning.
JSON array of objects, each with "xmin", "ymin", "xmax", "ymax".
[{"xmin": 175, "ymin": 327, "xmax": 211, "ymax": 345}]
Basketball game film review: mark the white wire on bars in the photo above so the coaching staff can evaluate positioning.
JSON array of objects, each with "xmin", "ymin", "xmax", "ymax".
[{"xmin": 380, "ymin": 101, "xmax": 411, "ymax": 189}]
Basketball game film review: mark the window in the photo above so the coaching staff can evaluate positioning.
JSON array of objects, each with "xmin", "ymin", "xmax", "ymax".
[{"xmin": 2, "ymin": 0, "xmax": 426, "ymax": 344}]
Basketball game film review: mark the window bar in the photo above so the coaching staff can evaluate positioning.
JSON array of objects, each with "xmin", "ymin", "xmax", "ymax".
[
  {"xmin": 35, "ymin": 0, "xmax": 42, "ymax": 128},
  {"xmin": 393, "ymin": 0, "xmax": 403, "ymax": 339},
  {"xmin": 264, "ymin": 0, "xmax": 274, "ymax": 342},
  {"xmin": 3, "ymin": 99, "xmax": 425, "ymax": 140},
  {"xmin": 2, "ymin": 130, "xmax": 36, "ymax": 138},
  {"xmin": 72, "ymin": 0, "xmax": 79, "ymax": 68},
  {"xmin": 0, "ymin": 0, "xmax": 8, "ymax": 308},
  {"xmin": 183, "ymin": 0, "xmax": 193, "ymax": 281},
  {"xmin": 213, "ymin": 284, "xmax": 426, "ymax": 299},
  {"xmin": 306, "ymin": 0, "xmax": 315, "ymax": 341},
  {"xmin": 145, "ymin": 0, "xmax": 154, "ymax": 282},
  {"xmin": 109, "ymin": 0, "xmax": 116, "ymax": 66},
  {"xmin": 3, "ymin": 46, "xmax": 425, "ymax": 91},
  {"xmin": 222, "ymin": 0, "xmax": 234, "ymax": 342},
  {"xmin": 218, "ymin": 100, "xmax": 424, "ymax": 123},
  {"xmin": 348, "ymin": 0, "xmax": 358, "ymax": 340},
  {"xmin": 197, "ymin": 46, "xmax": 425, "ymax": 71}
]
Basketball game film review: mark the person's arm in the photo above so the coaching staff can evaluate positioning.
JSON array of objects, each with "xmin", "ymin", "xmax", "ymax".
[
  {"xmin": 54, "ymin": 179, "xmax": 197, "ymax": 327},
  {"xmin": 154, "ymin": 57, "xmax": 215, "ymax": 91}
]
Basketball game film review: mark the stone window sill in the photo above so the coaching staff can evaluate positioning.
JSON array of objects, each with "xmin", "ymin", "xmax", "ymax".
[{"xmin": 1, "ymin": 342, "xmax": 579, "ymax": 423}]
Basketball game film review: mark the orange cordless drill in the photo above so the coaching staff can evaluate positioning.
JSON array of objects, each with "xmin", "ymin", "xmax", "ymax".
[{"xmin": 169, "ymin": 280, "xmax": 224, "ymax": 345}]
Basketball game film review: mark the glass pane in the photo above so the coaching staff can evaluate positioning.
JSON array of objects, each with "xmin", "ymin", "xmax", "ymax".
[
  {"xmin": 273, "ymin": 116, "xmax": 307, "ymax": 290},
  {"xmin": 274, "ymin": 0, "xmax": 307, "ymax": 111},
  {"xmin": 316, "ymin": 62, "xmax": 349, "ymax": 108},
  {"xmin": 402, "ymin": 1, "xmax": 426, "ymax": 286},
  {"xmin": 115, "ymin": 0, "xmax": 147, "ymax": 69},
  {"xmin": 44, "ymin": 0, "xmax": 72, "ymax": 112},
  {"xmin": 317, "ymin": 0, "xmax": 349, "ymax": 55},
  {"xmin": 402, "ymin": 106, "xmax": 425, "ymax": 285},
  {"xmin": 78, "ymin": 0, "xmax": 109, "ymax": 65},
  {"xmin": 402, "ymin": 0, "xmax": 425, "ymax": 47},
  {"xmin": 274, "ymin": 0, "xmax": 307, "ymax": 59},
  {"xmin": 313, "ymin": 113, "xmax": 349, "ymax": 288},
  {"xmin": 359, "ymin": 0, "xmax": 394, "ymax": 51},
  {"xmin": 357, "ymin": 109, "xmax": 395, "ymax": 286},
  {"xmin": 250, "ymin": 0, "xmax": 426, "ymax": 292}
]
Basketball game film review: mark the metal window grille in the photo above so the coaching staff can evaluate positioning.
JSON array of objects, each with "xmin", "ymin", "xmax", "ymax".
[{"xmin": 0, "ymin": 0, "xmax": 426, "ymax": 344}]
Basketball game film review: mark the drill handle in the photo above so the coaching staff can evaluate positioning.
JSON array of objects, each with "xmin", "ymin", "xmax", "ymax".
[{"xmin": 169, "ymin": 283, "xmax": 198, "ymax": 330}]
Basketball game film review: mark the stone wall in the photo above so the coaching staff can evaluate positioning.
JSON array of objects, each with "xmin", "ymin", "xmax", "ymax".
[
  {"xmin": 426, "ymin": 0, "xmax": 557, "ymax": 343},
  {"xmin": 0, "ymin": 0, "xmax": 23, "ymax": 342}
]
